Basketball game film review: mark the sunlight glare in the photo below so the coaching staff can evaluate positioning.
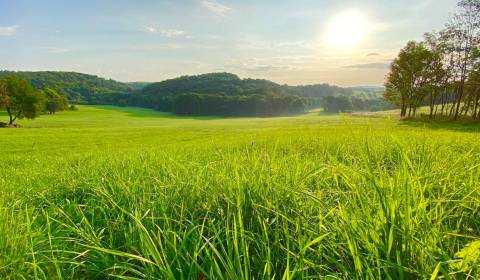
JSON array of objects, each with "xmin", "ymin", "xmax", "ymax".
[{"xmin": 326, "ymin": 11, "xmax": 367, "ymax": 49}]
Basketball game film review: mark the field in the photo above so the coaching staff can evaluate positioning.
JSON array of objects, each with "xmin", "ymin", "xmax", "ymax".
[{"xmin": 0, "ymin": 106, "xmax": 479, "ymax": 279}]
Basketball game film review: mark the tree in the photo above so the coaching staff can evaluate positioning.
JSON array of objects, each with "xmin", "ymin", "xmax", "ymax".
[
  {"xmin": 384, "ymin": 41, "xmax": 441, "ymax": 118},
  {"xmin": 446, "ymin": 0, "xmax": 480, "ymax": 119},
  {"xmin": 0, "ymin": 77, "xmax": 46, "ymax": 125},
  {"xmin": 323, "ymin": 95, "xmax": 353, "ymax": 113},
  {"xmin": 0, "ymin": 80, "xmax": 9, "ymax": 109},
  {"xmin": 467, "ymin": 67, "xmax": 480, "ymax": 119},
  {"xmin": 423, "ymin": 33, "xmax": 448, "ymax": 119},
  {"xmin": 44, "ymin": 88, "xmax": 68, "ymax": 114}
]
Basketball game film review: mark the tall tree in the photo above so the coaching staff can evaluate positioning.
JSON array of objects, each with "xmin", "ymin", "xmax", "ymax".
[
  {"xmin": 384, "ymin": 41, "xmax": 440, "ymax": 118},
  {"xmin": 0, "ymin": 77, "xmax": 46, "ymax": 125},
  {"xmin": 424, "ymin": 32, "xmax": 449, "ymax": 119},
  {"xmin": 467, "ymin": 67, "xmax": 480, "ymax": 119},
  {"xmin": 447, "ymin": 0, "xmax": 480, "ymax": 119}
]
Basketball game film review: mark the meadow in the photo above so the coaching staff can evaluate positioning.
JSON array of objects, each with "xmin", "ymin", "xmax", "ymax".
[{"xmin": 0, "ymin": 106, "xmax": 479, "ymax": 279}]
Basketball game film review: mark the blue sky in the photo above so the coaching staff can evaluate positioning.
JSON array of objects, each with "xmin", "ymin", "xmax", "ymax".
[{"xmin": 0, "ymin": 0, "xmax": 458, "ymax": 86}]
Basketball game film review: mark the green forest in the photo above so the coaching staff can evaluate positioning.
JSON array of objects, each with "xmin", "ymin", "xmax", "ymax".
[{"xmin": 0, "ymin": 71, "xmax": 391, "ymax": 118}]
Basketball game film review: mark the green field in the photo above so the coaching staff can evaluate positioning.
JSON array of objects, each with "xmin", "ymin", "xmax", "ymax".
[{"xmin": 1, "ymin": 106, "xmax": 479, "ymax": 279}]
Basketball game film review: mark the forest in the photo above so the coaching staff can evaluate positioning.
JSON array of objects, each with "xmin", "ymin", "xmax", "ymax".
[{"xmin": 0, "ymin": 71, "xmax": 390, "ymax": 117}]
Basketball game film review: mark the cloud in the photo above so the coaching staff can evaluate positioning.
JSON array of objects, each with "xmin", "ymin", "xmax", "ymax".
[
  {"xmin": 0, "ymin": 25, "xmax": 19, "ymax": 36},
  {"xmin": 225, "ymin": 61, "xmax": 305, "ymax": 73},
  {"xmin": 366, "ymin": 52, "xmax": 380, "ymax": 57},
  {"xmin": 201, "ymin": 0, "xmax": 232, "ymax": 17},
  {"xmin": 343, "ymin": 63, "xmax": 390, "ymax": 69},
  {"xmin": 46, "ymin": 47, "xmax": 71, "ymax": 54},
  {"xmin": 159, "ymin": 29, "xmax": 186, "ymax": 38},
  {"xmin": 145, "ymin": 26, "xmax": 157, "ymax": 33},
  {"xmin": 144, "ymin": 27, "xmax": 186, "ymax": 37}
]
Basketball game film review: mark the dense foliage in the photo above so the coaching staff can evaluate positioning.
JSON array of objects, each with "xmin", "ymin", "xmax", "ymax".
[
  {"xmin": 137, "ymin": 73, "xmax": 388, "ymax": 116},
  {"xmin": 323, "ymin": 94, "xmax": 395, "ymax": 113},
  {"xmin": 134, "ymin": 73, "xmax": 308, "ymax": 116},
  {"xmin": 0, "ymin": 77, "xmax": 46, "ymax": 125},
  {"xmin": 385, "ymin": 0, "xmax": 480, "ymax": 120},
  {"xmin": 0, "ymin": 71, "xmax": 132, "ymax": 104},
  {"xmin": 172, "ymin": 93, "xmax": 305, "ymax": 116},
  {"xmin": 43, "ymin": 88, "xmax": 69, "ymax": 114},
  {"xmin": 0, "ymin": 71, "xmax": 389, "ymax": 117},
  {"xmin": 0, "ymin": 77, "xmax": 72, "ymax": 125}
]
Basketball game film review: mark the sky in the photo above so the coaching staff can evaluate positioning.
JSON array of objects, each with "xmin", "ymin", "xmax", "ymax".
[{"xmin": 0, "ymin": 0, "xmax": 459, "ymax": 86}]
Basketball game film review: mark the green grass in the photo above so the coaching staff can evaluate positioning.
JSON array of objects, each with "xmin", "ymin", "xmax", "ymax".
[{"xmin": 0, "ymin": 106, "xmax": 479, "ymax": 279}]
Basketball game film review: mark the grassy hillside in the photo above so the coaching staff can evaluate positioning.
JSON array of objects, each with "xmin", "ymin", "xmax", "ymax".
[{"xmin": 0, "ymin": 106, "xmax": 479, "ymax": 279}]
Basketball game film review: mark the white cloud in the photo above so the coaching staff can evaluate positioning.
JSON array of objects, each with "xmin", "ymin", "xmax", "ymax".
[
  {"xmin": 201, "ymin": 0, "xmax": 232, "ymax": 17},
  {"xmin": 144, "ymin": 27, "xmax": 186, "ymax": 38},
  {"xmin": 225, "ymin": 60, "xmax": 307, "ymax": 73},
  {"xmin": 0, "ymin": 25, "xmax": 19, "ymax": 36},
  {"xmin": 159, "ymin": 29, "xmax": 186, "ymax": 38},
  {"xmin": 343, "ymin": 62, "xmax": 390, "ymax": 69},
  {"xmin": 145, "ymin": 26, "xmax": 157, "ymax": 33},
  {"xmin": 46, "ymin": 47, "xmax": 71, "ymax": 54}
]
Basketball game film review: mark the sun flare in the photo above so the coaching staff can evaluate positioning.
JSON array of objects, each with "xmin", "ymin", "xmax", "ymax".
[{"xmin": 326, "ymin": 11, "xmax": 367, "ymax": 49}]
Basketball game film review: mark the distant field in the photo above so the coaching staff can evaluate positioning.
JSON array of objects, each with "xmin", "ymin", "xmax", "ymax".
[{"xmin": 1, "ymin": 106, "xmax": 479, "ymax": 279}]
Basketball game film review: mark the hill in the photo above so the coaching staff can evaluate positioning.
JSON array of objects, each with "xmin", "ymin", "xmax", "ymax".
[
  {"xmin": 142, "ymin": 73, "xmax": 359, "ymax": 99},
  {"xmin": 0, "ymin": 70, "xmax": 388, "ymax": 116},
  {"xmin": 0, "ymin": 71, "xmax": 133, "ymax": 103},
  {"xmin": 136, "ymin": 73, "xmax": 306, "ymax": 116}
]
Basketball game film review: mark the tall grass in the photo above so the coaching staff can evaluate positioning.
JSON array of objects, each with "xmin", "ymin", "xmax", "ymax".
[{"xmin": 0, "ymin": 106, "xmax": 479, "ymax": 279}]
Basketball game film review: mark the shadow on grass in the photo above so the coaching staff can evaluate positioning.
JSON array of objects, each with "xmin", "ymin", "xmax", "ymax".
[
  {"xmin": 399, "ymin": 118, "xmax": 480, "ymax": 133},
  {"xmin": 88, "ymin": 105, "xmax": 309, "ymax": 120},
  {"xmin": 88, "ymin": 105, "xmax": 222, "ymax": 120},
  {"xmin": 318, "ymin": 111, "xmax": 339, "ymax": 116}
]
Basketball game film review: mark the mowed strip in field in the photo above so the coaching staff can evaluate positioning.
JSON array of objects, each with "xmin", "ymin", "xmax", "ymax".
[{"xmin": 0, "ymin": 106, "xmax": 479, "ymax": 279}]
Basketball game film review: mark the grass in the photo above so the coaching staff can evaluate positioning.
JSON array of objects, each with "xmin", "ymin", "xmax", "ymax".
[{"xmin": 0, "ymin": 105, "xmax": 479, "ymax": 279}]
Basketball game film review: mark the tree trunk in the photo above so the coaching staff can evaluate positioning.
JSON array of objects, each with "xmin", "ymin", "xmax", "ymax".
[
  {"xmin": 429, "ymin": 91, "xmax": 435, "ymax": 120},
  {"xmin": 400, "ymin": 102, "xmax": 407, "ymax": 118},
  {"xmin": 473, "ymin": 88, "xmax": 480, "ymax": 120},
  {"xmin": 6, "ymin": 107, "xmax": 13, "ymax": 125},
  {"xmin": 454, "ymin": 61, "xmax": 468, "ymax": 120},
  {"xmin": 440, "ymin": 88, "xmax": 446, "ymax": 116},
  {"xmin": 473, "ymin": 98, "xmax": 479, "ymax": 119}
]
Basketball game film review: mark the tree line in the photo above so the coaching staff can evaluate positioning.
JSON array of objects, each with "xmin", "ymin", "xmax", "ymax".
[
  {"xmin": 0, "ymin": 77, "xmax": 71, "ymax": 126},
  {"xmin": 385, "ymin": 0, "xmax": 480, "ymax": 120},
  {"xmin": 0, "ymin": 71, "xmax": 132, "ymax": 104},
  {"xmin": 322, "ymin": 94, "xmax": 395, "ymax": 113},
  {"xmin": 172, "ymin": 93, "xmax": 306, "ymax": 116},
  {"xmin": 1, "ymin": 71, "xmax": 393, "ymax": 118}
]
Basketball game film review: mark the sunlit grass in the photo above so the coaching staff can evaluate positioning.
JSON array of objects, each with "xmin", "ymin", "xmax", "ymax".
[{"xmin": 0, "ymin": 106, "xmax": 479, "ymax": 279}]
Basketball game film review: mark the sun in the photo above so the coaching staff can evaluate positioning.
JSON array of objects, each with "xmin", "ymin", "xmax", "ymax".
[{"xmin": 325, "ymin": 11, "xmax": 367, "ymax": 49}]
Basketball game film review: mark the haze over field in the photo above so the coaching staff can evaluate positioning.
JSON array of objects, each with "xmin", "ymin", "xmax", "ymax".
[{"xmin": 0, "ymin": 0, "xmax": 458, "ymax": 86}]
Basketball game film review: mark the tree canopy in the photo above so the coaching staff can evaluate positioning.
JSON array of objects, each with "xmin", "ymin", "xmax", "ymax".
[
  {"xmin": 0, "ymin": 71, "xmax": 389, "ymax": 117},
  {"xmin": 384, "ymin": 0, "xmax": 480, "ymax": 120},
  {"xmin": 0, "ymin": 77, "xmax": 46, "ymax": 125},
  {"xmin": 0, "ymin": 71, "xmax": 133, "ymax": 104}
]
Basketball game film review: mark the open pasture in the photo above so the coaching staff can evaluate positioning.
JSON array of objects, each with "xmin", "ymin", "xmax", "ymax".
[{"xmin": 0, "ymin": 106, "xmax": 479, "ymax": 279}]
